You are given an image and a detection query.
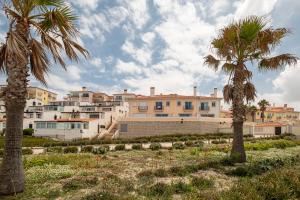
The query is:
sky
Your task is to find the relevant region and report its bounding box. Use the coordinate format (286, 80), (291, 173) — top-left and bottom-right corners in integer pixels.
(0, 0), (300, 109)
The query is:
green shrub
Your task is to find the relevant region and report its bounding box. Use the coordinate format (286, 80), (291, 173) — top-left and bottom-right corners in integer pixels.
(131, 144), (143, 150)
(92, 146), (109, 155)
(171, 181), (192, 194)
(169, 166), (188, 177)
(184, 141), (194, 147)
(63, 146), (78, 154)
(47, 146), (63, 153)
(190, 176), (214, 189)
(272, 140), (296, 149)
(23, 128), (34, 136)
(153, 168), (168, 177)
(22, 148), (33, 155)
(148, 182), (171, 197)
(114, 144), (125, 151)
(149, 143), (162, 151)
(81, 145), (94, 153)
(172, 142), (185, 149)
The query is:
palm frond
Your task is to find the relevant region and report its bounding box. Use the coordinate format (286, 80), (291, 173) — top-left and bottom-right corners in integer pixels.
(223, 84), (234, 103)
(5, 31), (28, 64)
(239, 16), (266, 43)
(204, 55), (220, 71)
(0, 44), (7, 73)
(29, 39), (50, 85)
(259, 54), (298, 71)
(222, 63), (235, 73)
(244, 82), (256, 102)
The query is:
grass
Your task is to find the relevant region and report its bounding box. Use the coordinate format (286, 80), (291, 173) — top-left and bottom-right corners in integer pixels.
(0, 136), (58, 148)
(0, 139), (299, 200)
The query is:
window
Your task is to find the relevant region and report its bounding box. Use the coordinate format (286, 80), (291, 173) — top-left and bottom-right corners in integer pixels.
(120, 124), (128, 132)
(201, 114), (215, 117)
(200, 102), (209, 110)
(36, 113), (42, 118)
(166, 101), (170, 106)
(155, 114), (168, 117)
(212, 102), (216, 107)
(90, 114), (100, 118)
(47, 123), (57, 129)
(115, 96), (123, 101)
(29, 113), (34, 118)
(36, 122), (46, 129)
(82, 93), (89, 97)
(155, 102), (163, 110)
(179, 114), (192, 117)
(71, 123), (75, 129)
(177, 101), (181, 106)
(184, 102), (193, 109)
(83, 123), (89, 129)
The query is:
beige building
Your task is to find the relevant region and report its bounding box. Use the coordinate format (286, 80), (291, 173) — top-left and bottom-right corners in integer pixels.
(128, 87), (221, 118)
(27, 86), (57, 105)
(247, 104), (300, 122)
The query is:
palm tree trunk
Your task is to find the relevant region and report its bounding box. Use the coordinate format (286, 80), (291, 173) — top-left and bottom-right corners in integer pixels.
(261, 111), (265, 122)
(0, 22), (29, 195)
(231, 67), (246, 163)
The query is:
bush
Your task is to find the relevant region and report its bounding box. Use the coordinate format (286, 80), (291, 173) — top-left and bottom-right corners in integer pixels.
(148, 182), (171, 197)
(153, 168), (168, 177)
(184, 141), (194, 147)
(190, 176), (214, 189)
(149, 143), (162, 151)
(22, 148), (33, 155)
(23, 128), (34, 136)
(81, 145), (94, 153)
(114, 144), (125, 151)
(169, 166), (188, 177)
(171, 181), (192, 194)
(172, 142), (185, 149)
(92, 146), (109, 155)
(230, 166), (250, 177)
(47, 146), (63, 153)
(63, 146), (78, 154)
(131, 144), (143, 150)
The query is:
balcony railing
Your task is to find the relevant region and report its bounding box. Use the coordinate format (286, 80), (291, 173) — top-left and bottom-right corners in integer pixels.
(138, 106), (148, 111)
(199, 106), (210, 111)
(183, 106), (194, 111)
(154, 106), (164, 111)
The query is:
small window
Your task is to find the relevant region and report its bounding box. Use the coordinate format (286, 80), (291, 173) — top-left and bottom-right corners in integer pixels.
(177, 101), (181, 106)
(83, 123), (89, 129)
(166, 101), (170, 106)
(212, 102), (216, 107)
(155, 114), (168, 117)
(36, 113), (42, 118)
(120, 124), (128, 132)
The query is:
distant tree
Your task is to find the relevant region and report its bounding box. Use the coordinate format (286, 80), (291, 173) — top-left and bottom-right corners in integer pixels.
(204, 16), (298, 163)
(0, 0), (88, 195)
(246, 105), (258, 122)
(258, 99), (270, 122)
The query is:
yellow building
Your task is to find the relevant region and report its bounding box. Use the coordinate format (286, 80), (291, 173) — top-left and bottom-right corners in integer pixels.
(27, 86), (57, 105)
(128, 87), (221, 118)
(251, 104), (299, 122)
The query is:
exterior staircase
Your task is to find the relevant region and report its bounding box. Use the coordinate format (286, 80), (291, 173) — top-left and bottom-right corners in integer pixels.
(100, 121), (118, 140)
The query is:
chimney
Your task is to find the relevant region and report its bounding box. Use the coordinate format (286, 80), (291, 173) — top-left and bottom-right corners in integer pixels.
(150, 87), (155, 96)
(213, 88), (218, 97)
(193, 86), (197, 97)
(82, 86), (87, 91)
(124, 89), (128, 94)
(284, 104), (288, 108)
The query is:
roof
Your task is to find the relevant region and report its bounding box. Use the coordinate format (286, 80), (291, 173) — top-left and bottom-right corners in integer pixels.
(35, 118), (97, 123)
(128, 94), (222, 101)
(255, 122), (287, 127)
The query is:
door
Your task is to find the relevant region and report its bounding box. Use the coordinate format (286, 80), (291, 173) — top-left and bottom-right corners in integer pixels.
(275, 127), (281, 135)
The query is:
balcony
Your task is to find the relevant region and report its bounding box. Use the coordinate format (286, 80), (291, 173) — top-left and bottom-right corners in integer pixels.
(183, 106), (194, 111)
(138, 106), (148, 112)
(199, 106), (210, 111)
(154, 106), (164, 111)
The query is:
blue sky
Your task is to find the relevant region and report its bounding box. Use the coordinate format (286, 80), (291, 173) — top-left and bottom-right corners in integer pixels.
(0, 0), (300, 109)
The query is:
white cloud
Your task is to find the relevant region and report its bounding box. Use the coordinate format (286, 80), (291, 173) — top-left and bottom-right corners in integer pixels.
(258, 62), (300, 110)
(234, 0), (278, 19)
(115, 59), (143, 75)
(64, 65), (82, 81)
(90, 57), (105, 72)
(121, 40), (152, 66)
(141, 32), (156, 46)
(69, 0), (101, 12)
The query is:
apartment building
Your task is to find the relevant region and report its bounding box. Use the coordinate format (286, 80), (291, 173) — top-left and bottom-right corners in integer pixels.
(247, 104), (300, 122)
(27, 86), (57, 105)
(128, 87), (221, 118)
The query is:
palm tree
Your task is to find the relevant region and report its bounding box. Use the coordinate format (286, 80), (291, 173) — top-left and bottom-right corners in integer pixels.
(258, 99), (270, 122)
(204, 16), (297, 162)
(245, 105), (258, 122)
(0, 0), (88, 194)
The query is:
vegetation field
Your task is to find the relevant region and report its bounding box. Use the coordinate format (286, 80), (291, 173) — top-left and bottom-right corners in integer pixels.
(0, 137), (300, 200)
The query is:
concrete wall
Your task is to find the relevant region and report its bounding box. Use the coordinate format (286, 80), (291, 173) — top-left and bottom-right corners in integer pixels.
(118, 120), (221, 138)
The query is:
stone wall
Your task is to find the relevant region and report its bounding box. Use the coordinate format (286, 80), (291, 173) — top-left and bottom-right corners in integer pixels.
(118, 120), (222, 138)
